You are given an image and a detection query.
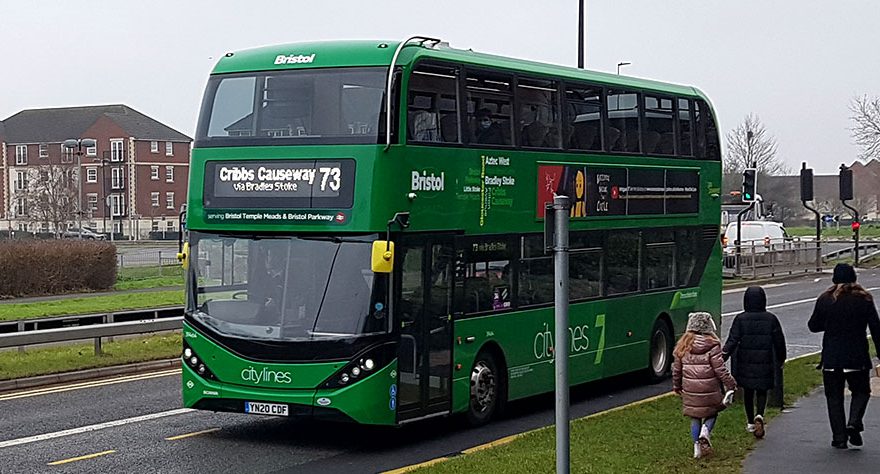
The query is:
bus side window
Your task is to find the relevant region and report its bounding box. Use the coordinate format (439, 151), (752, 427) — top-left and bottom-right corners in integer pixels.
(407, 63), (460, 144)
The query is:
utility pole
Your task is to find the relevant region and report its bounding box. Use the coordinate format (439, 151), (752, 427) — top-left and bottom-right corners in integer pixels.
(577, 0), (584, 69)
(546, 195), (571, 474)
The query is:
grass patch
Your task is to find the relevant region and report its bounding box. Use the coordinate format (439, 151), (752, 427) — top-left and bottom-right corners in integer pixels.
(115, 265), (184, 290)
(787, 225), (880, 239)
(0, 333), (181, 381)
(418, 354), (822, 474)
(0, 290), (184, 322)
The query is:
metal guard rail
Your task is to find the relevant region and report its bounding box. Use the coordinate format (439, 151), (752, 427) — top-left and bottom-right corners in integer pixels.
(0, 317), (182, 349)
(0, 306), (183, 335)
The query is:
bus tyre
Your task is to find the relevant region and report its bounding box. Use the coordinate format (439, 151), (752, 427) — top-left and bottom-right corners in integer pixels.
(467, 351), (501, 426)
(647, 319), (672, 383)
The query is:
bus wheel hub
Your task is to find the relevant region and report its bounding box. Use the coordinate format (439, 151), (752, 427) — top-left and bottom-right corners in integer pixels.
(470, 361), (495, 412)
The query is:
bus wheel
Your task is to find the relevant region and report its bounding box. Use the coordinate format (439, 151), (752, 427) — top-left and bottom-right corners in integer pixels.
(647, 319), (672, 383)
(467, 351), (499, 426)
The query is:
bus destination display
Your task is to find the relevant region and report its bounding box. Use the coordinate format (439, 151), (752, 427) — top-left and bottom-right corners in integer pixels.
(203, 159), (355, 209)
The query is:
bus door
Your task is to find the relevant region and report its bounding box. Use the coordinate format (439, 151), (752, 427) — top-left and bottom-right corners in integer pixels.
(396, 236), (454, 421)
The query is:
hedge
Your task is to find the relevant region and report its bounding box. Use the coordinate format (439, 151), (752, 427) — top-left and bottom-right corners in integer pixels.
(0, 240), (116, 297)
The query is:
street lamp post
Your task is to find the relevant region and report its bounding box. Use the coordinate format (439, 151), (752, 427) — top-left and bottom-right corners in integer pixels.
(96, 155), (110, 239)
(617, 61), (631, 75)
(62, 139), (97, 239)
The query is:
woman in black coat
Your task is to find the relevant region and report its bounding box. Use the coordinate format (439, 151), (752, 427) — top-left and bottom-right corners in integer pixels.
(722, 286), (786, 439)
(808, 263), (880, 449)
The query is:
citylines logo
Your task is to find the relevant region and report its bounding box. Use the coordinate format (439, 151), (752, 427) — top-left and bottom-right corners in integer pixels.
(274, 53), (316, 65)
(241, 366), (293, 385)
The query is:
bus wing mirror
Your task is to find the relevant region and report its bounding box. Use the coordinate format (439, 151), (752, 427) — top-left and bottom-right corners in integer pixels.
(371, 240), (394, 273)
(177, 241), (190, 270)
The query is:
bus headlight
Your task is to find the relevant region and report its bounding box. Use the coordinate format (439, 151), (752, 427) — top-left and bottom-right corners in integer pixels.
(182, 342), (216, 381)
(321, 342), (396, 389)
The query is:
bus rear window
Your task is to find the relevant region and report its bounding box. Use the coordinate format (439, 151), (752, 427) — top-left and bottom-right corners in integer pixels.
(196, 67), (388, 147)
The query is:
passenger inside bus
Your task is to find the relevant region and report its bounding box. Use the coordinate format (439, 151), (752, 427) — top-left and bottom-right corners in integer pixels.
(472, 108), (506, 145)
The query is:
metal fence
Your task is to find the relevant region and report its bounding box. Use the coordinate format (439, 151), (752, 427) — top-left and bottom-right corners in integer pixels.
(0, 306), (183, 355)
(723, 241), (823, 279)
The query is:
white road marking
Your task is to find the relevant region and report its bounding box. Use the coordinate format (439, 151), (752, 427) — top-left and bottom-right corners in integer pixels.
(0, 408), (194, 449)
(0, 369), (181, 401)
(722, 286), (880, 319)
(722, 282), (790, 295)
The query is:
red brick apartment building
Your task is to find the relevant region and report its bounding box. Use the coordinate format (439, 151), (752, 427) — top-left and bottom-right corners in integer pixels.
(0, 105), (191, 239)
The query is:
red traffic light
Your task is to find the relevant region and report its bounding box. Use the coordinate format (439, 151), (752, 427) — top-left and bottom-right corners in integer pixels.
(852, 221), (861, 231)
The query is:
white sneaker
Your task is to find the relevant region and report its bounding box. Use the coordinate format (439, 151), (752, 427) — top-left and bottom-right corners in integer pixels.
(754, 415), (765, 438)
(693, 441), (702, 459)
(699, 425), (713, 457)
(746, 423), (756, 433)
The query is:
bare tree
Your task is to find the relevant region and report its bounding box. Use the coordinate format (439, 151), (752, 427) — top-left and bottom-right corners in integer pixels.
(20, 164), (79, 236)
(850, 95), (880, 161)
(724, 114), (786, 176)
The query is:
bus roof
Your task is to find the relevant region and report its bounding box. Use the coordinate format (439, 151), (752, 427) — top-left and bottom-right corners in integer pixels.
(212, 39), (709, 102)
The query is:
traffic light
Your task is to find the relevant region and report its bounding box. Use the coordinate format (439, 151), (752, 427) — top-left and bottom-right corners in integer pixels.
(742, 168), (757, 202)
(800, 165), (814, 202)
(840, 165), (853, 201)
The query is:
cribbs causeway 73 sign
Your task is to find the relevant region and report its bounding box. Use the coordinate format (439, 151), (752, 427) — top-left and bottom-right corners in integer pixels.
(203, 159), (355, 209)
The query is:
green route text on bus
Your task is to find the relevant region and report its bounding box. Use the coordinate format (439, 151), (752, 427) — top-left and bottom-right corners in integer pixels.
(180, 37), (722, 426)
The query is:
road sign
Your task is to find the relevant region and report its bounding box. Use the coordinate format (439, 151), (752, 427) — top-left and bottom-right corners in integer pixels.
(822, 214), (834, 223)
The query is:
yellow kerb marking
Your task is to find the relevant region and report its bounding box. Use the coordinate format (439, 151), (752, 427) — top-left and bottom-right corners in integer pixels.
(47, 450), (116, 465)
(165, 428), (221, 441)
(382, 456), (452, 474)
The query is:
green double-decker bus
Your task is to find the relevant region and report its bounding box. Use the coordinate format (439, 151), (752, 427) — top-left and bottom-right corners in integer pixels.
(181, 37), (722, 426)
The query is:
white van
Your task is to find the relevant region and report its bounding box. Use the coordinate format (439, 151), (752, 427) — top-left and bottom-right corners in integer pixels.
(722, 221), (790, 266)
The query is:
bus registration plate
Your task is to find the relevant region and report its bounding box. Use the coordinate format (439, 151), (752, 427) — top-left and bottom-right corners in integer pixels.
(244, 401), (288, 417)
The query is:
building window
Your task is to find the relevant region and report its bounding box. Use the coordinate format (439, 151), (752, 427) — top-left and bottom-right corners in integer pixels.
(15, 170), (27, 191)
(165, 141), (173, 156)
(167, 220), (175, 231)
(15, 198), (27, 216)
(165, 166), (174, 183)
(61, 145), (74, 163)
(151, 141), (159, 153)
(86, 167), (98, 183)
(39, 143), (48, 158)
(151, 192), (160, 207)
(151, 166), (160, 180)
(110, 140), (124, 162)
(87, 193), (99, 211)
(15, 145), (27, 165)
(166, 192), (174, 209)
(110, 195), (125, 217)
(86, 140), (97, 157)
(111, 167), (124, 190)
(151, 220), (160, 232)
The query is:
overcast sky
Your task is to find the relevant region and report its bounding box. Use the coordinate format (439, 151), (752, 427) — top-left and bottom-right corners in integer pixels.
(2, 0), (877, 174)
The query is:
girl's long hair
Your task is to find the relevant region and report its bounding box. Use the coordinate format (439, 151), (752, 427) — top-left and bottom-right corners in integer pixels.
(825, 283), (873, 302)
(674, 331), (719, 359)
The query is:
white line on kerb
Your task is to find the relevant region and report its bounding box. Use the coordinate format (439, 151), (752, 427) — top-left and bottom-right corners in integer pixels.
(0, 408), (194, 449)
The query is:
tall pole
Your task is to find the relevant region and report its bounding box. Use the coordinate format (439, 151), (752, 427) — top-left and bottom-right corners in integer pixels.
(577, 0), (584, 69)
(552, 195), (571, 474)
(76, 147), (83, 238)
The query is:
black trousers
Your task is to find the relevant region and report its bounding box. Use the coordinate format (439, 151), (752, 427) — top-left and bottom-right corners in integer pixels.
(743, 388), (768, 423)
(823, 369), (871, 443)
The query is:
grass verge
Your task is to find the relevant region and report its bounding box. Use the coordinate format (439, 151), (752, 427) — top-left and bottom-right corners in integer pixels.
(416, 353), (822, 474)
(0, 290), (184, 322)
(114, 265), (184, 290)
(0, 333), (181, 381)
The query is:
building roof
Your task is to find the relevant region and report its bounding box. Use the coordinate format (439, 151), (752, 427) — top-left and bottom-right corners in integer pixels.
(1, 104), (191, 144)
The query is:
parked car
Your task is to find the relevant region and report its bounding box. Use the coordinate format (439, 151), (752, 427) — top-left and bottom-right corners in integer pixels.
(63, 227), (105, 240)
(721, 221), (791, 267)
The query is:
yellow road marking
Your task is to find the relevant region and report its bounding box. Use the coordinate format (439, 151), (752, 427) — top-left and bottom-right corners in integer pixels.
(382, 456), (452, 474)
(165, 428), (221, 441)
(47, 450), (116, 465)
(0, 369), (181, 401)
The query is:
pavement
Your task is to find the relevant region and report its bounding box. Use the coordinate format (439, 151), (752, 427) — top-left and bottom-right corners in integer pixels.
(743, 376), (880, 473)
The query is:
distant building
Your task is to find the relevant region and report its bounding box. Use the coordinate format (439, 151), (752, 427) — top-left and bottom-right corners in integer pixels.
(0, 105), (191, 239)
(753, 160), (880, 226)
